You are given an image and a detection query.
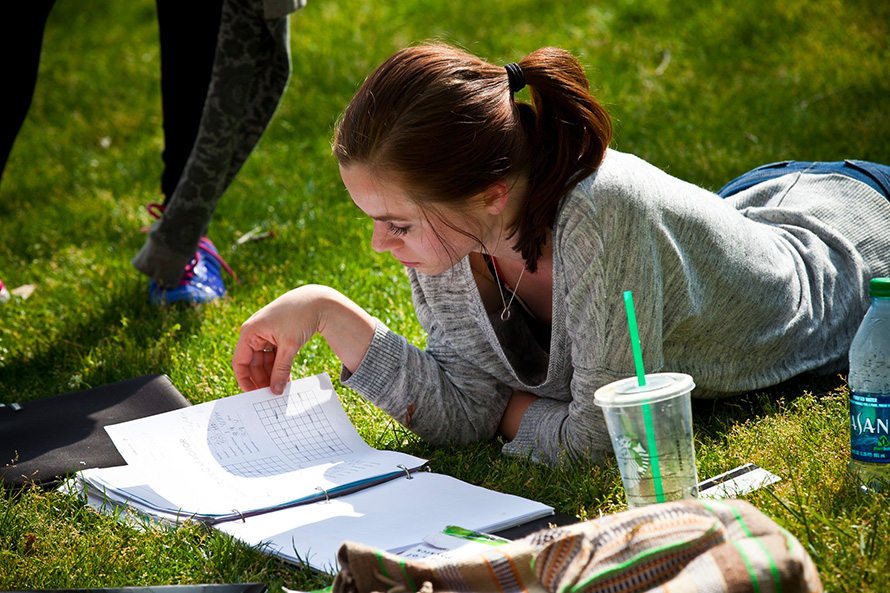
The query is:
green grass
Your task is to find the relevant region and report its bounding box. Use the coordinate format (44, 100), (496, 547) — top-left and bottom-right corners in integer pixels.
(2, 0), (889, 590)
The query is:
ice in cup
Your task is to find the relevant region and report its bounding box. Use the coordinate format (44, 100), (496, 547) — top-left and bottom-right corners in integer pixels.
(594, 373), (699, 508)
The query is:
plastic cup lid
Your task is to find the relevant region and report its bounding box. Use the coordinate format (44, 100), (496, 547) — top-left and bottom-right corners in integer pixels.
(594, 372), (695, 407)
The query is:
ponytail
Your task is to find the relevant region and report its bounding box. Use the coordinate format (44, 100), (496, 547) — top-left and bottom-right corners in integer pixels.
(509, 47), (612, 270)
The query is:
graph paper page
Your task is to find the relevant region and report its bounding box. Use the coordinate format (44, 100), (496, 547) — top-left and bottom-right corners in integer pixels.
(100, 373), (425, 518)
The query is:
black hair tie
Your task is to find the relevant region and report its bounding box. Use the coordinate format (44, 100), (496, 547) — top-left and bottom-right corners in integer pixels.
(504, 62), (526, 94)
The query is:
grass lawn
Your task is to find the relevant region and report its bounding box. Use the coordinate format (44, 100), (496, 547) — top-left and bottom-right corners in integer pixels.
(2, 0), (889, 591)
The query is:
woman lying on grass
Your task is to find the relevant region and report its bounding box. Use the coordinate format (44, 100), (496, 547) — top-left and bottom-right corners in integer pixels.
(232, 42), (890, 466)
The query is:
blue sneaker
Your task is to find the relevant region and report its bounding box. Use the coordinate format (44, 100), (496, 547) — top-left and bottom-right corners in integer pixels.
(149, 237), (236, 306)
(143, 203), (237, 306)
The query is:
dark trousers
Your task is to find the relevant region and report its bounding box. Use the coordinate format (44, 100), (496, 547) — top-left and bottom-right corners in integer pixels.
(0, 1), (56, 182)
(156, 0), (224, 201)
(0, 0), (224, 200)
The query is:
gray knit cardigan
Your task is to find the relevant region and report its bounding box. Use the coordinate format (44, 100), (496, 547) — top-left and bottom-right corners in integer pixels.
(342, 149), (890, 466)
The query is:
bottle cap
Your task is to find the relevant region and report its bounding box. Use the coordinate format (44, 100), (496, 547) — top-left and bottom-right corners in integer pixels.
(869, 277), (890, 298)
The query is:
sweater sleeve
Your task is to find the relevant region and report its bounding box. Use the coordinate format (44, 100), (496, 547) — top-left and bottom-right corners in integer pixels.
(340, 282), (514, 446)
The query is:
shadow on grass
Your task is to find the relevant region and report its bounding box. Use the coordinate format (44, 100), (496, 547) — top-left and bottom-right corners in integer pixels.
(0, 280), (209, 403)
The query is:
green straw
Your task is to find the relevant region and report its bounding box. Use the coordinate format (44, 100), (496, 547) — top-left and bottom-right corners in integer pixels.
(622, 290), (665, 502)
(623, 291), (646, 387)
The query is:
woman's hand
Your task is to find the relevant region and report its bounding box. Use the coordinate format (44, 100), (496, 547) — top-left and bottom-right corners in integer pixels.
(232, 284), (376, 394)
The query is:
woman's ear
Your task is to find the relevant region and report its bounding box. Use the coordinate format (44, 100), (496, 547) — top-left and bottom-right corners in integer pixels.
(483, 179), (511, 215)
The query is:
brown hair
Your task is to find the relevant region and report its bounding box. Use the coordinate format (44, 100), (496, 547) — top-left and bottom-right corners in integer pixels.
(333, 42), (612, 272)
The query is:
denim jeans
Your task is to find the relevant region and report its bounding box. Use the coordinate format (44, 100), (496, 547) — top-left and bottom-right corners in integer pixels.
(717, 160), (890, 200)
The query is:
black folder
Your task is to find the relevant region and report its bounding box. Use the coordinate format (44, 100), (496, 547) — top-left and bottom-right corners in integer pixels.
(1, 374), (191, 490)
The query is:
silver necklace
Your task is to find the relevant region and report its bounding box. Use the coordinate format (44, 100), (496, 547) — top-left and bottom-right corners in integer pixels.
(492, 257), (527, 321)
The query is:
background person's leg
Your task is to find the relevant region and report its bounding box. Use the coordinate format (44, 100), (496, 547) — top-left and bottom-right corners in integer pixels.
(132, 0), (294, 297)
(1, 1), (56, 304)
(155, 0), (223, 202)
(0, 1), (56, 186)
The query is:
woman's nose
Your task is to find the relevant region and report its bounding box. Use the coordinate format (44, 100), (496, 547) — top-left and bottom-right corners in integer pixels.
(371, 222), (397, 253)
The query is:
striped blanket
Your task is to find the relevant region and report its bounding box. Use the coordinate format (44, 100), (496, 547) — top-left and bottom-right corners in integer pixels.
(331, 499), (821, 593)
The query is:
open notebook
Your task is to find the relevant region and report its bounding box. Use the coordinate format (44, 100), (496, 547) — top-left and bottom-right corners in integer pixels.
(75, 373), (553, 572)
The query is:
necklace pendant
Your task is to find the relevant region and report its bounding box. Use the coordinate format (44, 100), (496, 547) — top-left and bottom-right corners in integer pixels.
(489, 255), (525, 324)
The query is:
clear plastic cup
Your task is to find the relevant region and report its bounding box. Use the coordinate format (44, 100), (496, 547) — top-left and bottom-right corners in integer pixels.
(594, 373), (699, 508)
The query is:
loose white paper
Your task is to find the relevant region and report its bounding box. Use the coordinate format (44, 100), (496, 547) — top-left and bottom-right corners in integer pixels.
(698, 463), (781, 499)
(88, 374), (425, 521)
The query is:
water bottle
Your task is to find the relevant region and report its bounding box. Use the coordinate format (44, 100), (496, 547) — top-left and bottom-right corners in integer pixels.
(848, 277), (890, 488)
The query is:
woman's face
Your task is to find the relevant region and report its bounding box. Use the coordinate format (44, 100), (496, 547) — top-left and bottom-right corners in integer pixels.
(340, 164), (487, 276)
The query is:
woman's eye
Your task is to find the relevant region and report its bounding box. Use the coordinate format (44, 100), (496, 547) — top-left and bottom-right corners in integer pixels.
(388, 223), (409, 236)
